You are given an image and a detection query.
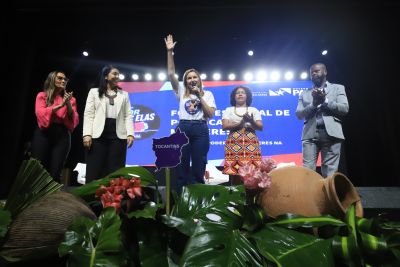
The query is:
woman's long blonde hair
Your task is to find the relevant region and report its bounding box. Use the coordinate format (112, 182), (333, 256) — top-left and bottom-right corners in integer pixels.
(43, 71), (66, 106)
(182, 68), (204, 98)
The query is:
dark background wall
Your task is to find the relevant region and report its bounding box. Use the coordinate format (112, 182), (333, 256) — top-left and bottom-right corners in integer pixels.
(4, 0), (399, 198)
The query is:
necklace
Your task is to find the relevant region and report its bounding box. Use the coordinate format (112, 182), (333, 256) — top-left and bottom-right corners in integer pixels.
(105, 91), (117, 105)
(234, 106), (248, 117)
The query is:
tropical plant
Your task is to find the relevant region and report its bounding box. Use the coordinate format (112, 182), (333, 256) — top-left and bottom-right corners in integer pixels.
(1, 163), (399, 266)
(65, 169), (399, 267)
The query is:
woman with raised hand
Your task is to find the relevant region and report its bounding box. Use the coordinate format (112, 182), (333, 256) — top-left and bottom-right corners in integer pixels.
(165, 34), (216, 193)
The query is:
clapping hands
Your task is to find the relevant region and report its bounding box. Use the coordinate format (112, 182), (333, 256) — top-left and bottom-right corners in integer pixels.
(242, 113), (254, 129)
(312, 88), (326, 107)
(62, 91), (73, 106)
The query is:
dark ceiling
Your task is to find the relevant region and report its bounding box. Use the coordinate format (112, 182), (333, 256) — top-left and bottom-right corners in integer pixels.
(12, 0), (399, 80)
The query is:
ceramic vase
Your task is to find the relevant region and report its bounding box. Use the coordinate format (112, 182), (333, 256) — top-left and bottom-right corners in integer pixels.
(257, 166), (363, 219)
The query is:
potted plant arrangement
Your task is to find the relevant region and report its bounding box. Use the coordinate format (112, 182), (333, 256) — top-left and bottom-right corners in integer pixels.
(1, 158), (399, 266)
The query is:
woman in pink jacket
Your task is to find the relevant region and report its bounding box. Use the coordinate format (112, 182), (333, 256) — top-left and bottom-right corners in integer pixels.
(31, 70), (79, 182)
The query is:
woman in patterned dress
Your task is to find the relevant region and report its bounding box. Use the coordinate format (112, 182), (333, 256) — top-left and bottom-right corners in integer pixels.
(222, 86), (263, 185)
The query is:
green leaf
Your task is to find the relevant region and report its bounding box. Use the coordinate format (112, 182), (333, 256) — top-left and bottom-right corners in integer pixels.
(161, 215), (198, 236)
(0, 209), (12, 239)
(133, 218), (169, 267)
(332, 203), (362, 266)
(58, 207), (127, 267)
(171, 184), (244, 229)
(251, 225), (335, 267)
(180, 221), (263, 267)
(126, 202), (163, 219)
(267, 213), (345, 228)
(4, 158), (63, 218)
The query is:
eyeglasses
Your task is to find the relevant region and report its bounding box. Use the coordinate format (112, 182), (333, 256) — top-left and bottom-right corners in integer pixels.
(56, 76), (69, 82)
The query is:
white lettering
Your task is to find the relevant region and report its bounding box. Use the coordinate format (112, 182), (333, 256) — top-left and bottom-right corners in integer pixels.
(208, 119), (222, 126)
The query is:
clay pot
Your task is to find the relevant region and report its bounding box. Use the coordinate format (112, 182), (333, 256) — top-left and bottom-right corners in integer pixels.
(1, 191), (96, 260)
(258, 166), (363, 219)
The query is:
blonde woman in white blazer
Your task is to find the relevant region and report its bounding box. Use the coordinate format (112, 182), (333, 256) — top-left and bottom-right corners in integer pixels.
(83, 65), (134, 182)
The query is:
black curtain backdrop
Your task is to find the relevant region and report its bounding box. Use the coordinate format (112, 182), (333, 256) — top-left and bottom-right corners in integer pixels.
(4, 0), (399, 198)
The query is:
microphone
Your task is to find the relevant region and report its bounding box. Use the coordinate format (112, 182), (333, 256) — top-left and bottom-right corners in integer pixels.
(190, 81), (197, 88)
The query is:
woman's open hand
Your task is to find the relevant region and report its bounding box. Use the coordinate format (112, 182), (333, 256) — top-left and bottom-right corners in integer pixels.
(164, 34), (177, 51)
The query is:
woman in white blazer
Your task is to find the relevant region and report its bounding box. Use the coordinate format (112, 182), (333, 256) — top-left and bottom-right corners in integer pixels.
(82, 65), (134, 182)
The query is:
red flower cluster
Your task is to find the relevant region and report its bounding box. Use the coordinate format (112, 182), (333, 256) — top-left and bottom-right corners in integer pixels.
(95, 177), (142, 213)
(238, 158), (277, 190)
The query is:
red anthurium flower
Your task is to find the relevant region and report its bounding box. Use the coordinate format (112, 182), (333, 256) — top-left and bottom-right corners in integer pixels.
(96, 176), (143, 214)
(95, 185), (108, 197)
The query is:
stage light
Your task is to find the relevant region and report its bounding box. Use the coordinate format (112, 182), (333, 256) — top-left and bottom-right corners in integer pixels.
(158, 72), (166, 81)
(144, 73), (152, 81)
(174, 73), (179, 79)
(228, 73), (236, 80)
(284, 71), (294, 80)
(248, 50), (254, 56)
(200, 73), (207, 80)
(270, 71), (280, 81)
(82, 51), (89, 57)
(321, 50), (328, 55)
(131, 74), (139, 80)
(212, 73), (221, 81)
(300, 72), (308, 79)
(256, 70), (267, 81)
(119, 74), (125, 80)
(244, 72), (253, 81)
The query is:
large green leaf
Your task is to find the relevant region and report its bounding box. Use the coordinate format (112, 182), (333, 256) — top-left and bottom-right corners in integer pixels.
(71, 166), (157, 197)
(58, 207), (127, 267)
(171, 184), (244, 229)
(4, 158), (63, 218)
(161, 215), (199, 236)
(180, 221), (263, 267)
(251, 225), (335, 267)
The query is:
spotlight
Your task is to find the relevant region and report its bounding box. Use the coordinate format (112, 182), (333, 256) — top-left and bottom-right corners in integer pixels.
(200, 73), (207, 80)
(228, 73), (236, 80)
(321, 50), (328, 55)
(212, 73), (221, 81)
(119, 74), (125, 80)
(248, 50), (254, 56)
(131, 74), (139, 80)
(82, 51), (89, 57)
(158, 72), (166, 81)
(244, 72), (253, 81)
(256, 70), (267, 81)
(270, 71), (280, 81)
(284, 71), (294, 80)
(300, 72), (308, 79)
(144, 73), (152, 81)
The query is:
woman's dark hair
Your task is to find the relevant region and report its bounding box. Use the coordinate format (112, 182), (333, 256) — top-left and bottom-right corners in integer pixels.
(97, 65), (116, 98)
(230, 86), (252, 106)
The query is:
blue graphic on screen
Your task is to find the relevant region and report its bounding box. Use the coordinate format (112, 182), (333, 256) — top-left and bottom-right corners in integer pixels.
(125, 81), (312, 166)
